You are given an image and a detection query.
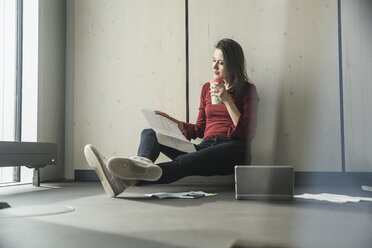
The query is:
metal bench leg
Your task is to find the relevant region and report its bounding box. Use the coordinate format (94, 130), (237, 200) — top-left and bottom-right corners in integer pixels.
(33, 168), (40, 187)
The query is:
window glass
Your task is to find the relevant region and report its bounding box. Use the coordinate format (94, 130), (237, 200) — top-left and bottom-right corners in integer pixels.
(0, 0), (17, 183)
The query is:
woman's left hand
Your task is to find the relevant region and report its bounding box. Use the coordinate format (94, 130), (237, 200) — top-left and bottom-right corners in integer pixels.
(210, 82), (231, 103)
(154, 110), (184, 133)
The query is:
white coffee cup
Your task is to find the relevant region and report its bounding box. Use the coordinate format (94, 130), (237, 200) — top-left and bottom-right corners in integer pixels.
(210, 79), (224, 105)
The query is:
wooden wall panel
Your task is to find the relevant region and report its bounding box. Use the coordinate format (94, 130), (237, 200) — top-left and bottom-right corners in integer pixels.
(74, 0), (185, 169)
(342, 0), (372, 172)
(189, 0), (341, 171)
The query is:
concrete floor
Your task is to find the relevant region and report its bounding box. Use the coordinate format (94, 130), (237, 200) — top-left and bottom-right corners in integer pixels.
(0, 181), (371, 248)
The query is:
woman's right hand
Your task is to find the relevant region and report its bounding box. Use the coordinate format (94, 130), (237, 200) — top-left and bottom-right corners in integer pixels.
(154, 110), (184, 133)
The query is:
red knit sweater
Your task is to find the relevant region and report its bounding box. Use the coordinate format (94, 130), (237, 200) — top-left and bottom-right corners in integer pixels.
(183, 82), (259, 143)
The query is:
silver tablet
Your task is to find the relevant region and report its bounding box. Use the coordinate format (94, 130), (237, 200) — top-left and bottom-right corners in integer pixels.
(235, 165), (294, 200)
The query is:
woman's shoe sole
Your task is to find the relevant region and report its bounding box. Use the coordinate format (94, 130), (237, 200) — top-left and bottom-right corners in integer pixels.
(108, 157), (162, 181)
(84, 144), (125, 197)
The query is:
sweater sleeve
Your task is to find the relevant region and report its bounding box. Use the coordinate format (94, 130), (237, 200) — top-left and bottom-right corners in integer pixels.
(182, 83), (208, 140)
(227, 83), (259, 143)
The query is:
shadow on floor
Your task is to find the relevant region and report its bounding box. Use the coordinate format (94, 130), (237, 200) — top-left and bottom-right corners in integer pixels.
(0, 217), (190, 248)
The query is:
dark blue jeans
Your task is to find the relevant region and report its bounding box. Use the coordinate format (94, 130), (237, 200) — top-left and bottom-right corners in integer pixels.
(137, 129), (251, 184)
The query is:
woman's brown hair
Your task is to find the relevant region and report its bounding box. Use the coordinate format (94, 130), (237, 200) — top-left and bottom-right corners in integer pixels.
(215, 38), (252, 98)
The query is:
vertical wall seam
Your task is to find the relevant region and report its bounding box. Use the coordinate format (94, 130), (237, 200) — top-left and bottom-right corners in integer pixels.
(185, 0), (189, 123)
(337, 0), (346, 173)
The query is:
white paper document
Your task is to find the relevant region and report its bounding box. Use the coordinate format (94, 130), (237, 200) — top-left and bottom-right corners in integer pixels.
(144, 191), (216, 199)
(139, 106), (196, 153)
(362, 185), (372, 192)
(294, 193), (372, 203)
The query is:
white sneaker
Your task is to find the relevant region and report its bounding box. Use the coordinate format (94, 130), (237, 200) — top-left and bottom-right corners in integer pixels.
(107, 156), (162, 181)
(84, 144), (127, 197)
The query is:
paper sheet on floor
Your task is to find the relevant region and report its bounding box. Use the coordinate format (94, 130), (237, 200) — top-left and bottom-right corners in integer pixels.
(139, 106), (196, 153)
(294, 193), (372, 203)
(362, 185), (372, 192)
(145, 191), (217, 199)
